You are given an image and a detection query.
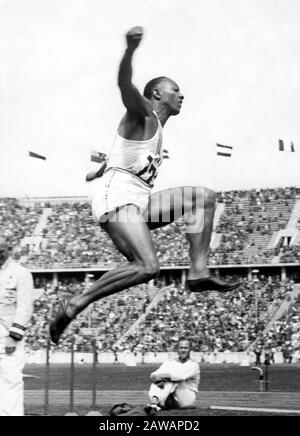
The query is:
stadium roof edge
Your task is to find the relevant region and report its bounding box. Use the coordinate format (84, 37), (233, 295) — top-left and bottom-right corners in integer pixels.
(16, 195), (91, 203)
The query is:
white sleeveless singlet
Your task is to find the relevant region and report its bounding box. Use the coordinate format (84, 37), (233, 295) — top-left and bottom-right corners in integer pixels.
(91, 113), (164, 222)
(105, 112), (163, 188)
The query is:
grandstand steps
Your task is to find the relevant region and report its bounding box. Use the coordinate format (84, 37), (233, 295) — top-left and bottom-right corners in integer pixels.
(267, 232), (279, 250)
(246, 286), (296, 352)
(262, 298), (284, 324)
(145, 286), (159, 300)
(21, 236), (43, 254)
(242, 234), (272, 262)
(19, 208), (53, 255)
(33, 208), (52, 236)
(286, 199), (300, 228)
(113, 286), (170, 348)
(216, 196), (296, 261)
(209, 203), (226, 250)
(213, 203), (225, 230)
(243, 235), (270, 252)
(210, 233), (222, 250)
(268, 229), (298, 251)
(263, 300), (291, 334)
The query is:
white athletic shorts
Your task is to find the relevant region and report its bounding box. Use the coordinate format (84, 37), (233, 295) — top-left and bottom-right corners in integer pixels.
(91, 168), (151, 223)
(149, 382), (197, 408)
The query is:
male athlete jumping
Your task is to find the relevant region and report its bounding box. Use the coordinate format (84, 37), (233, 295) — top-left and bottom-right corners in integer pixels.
(50, 26), (240, 344)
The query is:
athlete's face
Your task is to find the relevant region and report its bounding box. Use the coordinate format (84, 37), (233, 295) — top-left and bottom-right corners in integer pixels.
(178, 340), (191, 362)
(0, 239), (10, 267)
(159, 79), (184, 115)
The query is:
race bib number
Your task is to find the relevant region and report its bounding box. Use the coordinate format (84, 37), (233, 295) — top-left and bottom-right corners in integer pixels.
(136, 154), (162, 187)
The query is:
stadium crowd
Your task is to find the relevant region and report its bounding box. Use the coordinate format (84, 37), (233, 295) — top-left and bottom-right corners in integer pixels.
(0, 198), (43, 258)
(27, 277), (152, 352)
(1, 187), (299, 359)
(1, 186), (300, 268)
(25, 275), (299, 360)
(279, 245), (300, 263)
(119, 276), (292, 353)
(212, 187), (297, 264)
(26, 202), (123, 267)
(256, 294), (300, 361)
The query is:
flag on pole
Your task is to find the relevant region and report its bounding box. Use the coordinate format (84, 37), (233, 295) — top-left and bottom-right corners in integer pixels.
(28, 151), (47, 161)
(216, 143), (233, 157)
(162, 149), (170, 159)
(278, 140), (295, 152)
(279, 139), (284, 151)
(90, 150), (106, 163)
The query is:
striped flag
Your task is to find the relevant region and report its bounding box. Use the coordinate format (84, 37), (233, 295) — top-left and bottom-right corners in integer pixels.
(162, 149), (170, 159)
(90, 150), (106, 163)
(279, 139), (284, 151)
(28, 151), (46, 161)
(278, 140), (295, 152)
(216, 143), (233, 157)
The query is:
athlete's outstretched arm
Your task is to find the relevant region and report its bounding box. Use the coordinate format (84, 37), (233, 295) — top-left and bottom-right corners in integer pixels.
(85, 162), (107, 182)
(118, 26), (152, 117)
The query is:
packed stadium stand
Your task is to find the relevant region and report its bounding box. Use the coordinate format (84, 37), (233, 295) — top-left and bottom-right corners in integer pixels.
(1, 186), (300, 358)
(2, 186), (300, 269)
(26, 276), (299, 358)
(28, 278), (152, 353)
(0, 198), (43, 259)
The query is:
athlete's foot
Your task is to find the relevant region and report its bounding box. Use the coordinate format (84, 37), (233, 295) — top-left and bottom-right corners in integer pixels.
(186, 276), (241, 293)
(49, 298), (74, 345)
(144, 404), (161, 416)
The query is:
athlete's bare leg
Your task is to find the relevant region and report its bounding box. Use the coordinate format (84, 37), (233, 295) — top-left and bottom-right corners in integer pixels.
(146, 186), (212, 277)
(50, 187), (239, 343)
(144, 186), (240, 292)
(49, 204), (159, 344)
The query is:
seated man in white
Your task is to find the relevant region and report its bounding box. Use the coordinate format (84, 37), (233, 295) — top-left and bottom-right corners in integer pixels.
(145, 337), (200, 415)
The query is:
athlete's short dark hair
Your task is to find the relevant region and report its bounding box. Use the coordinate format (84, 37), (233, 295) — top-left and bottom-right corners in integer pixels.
(178, 337), (192, 349)
(143, 76), (169, 100)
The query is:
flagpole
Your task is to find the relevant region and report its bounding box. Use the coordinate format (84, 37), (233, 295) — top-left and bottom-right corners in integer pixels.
(215, 143), (233, 191)
(28, 151), (85, 187)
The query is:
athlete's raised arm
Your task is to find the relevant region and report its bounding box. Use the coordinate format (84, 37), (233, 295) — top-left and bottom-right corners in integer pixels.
(118, 26), (152, 118)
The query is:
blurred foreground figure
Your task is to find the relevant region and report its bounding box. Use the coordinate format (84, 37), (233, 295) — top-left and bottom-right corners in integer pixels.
(0, 238), (34, 416)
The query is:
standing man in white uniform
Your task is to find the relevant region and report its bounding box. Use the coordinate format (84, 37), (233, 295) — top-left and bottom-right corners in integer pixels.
(0, 238), (34, 416)
(145, 338), (200, 415)
(50, 26), (240, 345)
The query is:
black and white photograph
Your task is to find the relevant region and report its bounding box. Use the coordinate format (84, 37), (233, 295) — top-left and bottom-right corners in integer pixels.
(0, 0), (299, 420)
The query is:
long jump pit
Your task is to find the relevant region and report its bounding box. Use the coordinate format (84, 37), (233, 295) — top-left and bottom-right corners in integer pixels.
(25, 390), (300, 416)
